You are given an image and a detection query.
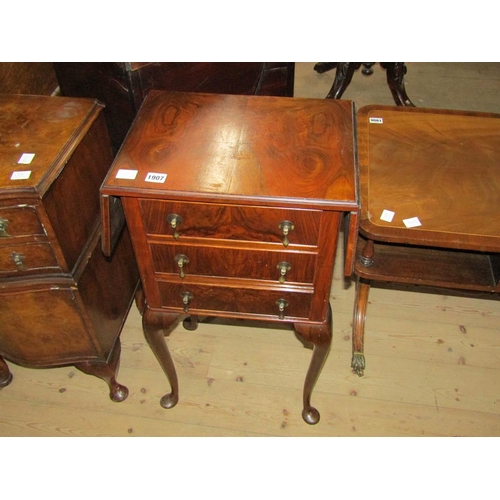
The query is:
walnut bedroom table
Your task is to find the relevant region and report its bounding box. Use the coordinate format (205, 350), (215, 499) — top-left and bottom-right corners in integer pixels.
(352, 105), (500, 376)
(101, 91), (359, 424)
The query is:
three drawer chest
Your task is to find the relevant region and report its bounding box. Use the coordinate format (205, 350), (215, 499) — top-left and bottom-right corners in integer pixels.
(0, 94), (139, 400)
(101, 91), (359, 423)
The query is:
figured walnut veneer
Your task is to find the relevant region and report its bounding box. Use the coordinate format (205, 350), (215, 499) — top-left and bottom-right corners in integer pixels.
(101, 91), (358, 424)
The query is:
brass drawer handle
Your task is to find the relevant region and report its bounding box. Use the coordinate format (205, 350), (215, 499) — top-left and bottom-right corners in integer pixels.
(275, 298), (289, 320)
(278, 220), (294, 247)
(181, 292), (194, 313)
(277, 261), (292, 283)
(0, 217), (10, 237)
(10, 251), (25, 270)
(174, 254), (189, 278)
(167, 213), (182, 240)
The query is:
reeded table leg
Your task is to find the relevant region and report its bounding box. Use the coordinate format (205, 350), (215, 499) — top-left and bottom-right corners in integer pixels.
(352, 278), (371, 377)
(295, 305), (332, 425)
(0, 355), (13, 388)
(76, 338), (129, 402)
(142, 307), (180, 409)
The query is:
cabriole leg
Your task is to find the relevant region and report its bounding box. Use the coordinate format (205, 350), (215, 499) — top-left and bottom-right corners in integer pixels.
(142, 307), (180, 409)
(76, 338), (129, 402)
(295, 305), (332, 425)
(0, 355), (13, 388)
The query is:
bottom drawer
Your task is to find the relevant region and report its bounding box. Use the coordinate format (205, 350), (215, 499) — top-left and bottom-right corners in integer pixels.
(156, 281), (313, 321)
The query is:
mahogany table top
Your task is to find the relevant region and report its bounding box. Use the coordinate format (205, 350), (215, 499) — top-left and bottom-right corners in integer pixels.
(357, 105), (500, 253)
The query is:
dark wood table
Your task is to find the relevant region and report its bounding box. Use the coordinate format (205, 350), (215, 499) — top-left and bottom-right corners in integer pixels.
(101, 90), (358, 424)
(314, 63), (414, 107)
(352, 105), (500, 376)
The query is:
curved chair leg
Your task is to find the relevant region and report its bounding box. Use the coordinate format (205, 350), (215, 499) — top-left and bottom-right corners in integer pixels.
(0, 355), (13, 388)
(325, 62), (358, 99)
(384, 62), (415, 107)
(295, 304), (332, 425)
(76, 338), (129, 402)
(142, 307), (180, 409)
(352, 278), (371, 376)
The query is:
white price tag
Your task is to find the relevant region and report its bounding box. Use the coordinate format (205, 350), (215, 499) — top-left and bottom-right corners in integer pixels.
(380, 209), (395, 222)
(369, 117), (383, 124)
(403, 217), (422, 228)
(115, 169), (138, 180)
(10, 170), (32, 180)
(145, 172), (167, 183)
(18, 153), (35, 164)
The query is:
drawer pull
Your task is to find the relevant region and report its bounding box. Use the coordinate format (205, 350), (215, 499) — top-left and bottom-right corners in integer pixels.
(174, 254), (189, 278)
(277, 261), (292, 283)
(181, 292), (194, 313)
(166, 213), (182, 240)
(275, 298), (289, 320)
(278, 220), (294, 247)
(10, 251), (25, 270)
(0, 217), (10, 237)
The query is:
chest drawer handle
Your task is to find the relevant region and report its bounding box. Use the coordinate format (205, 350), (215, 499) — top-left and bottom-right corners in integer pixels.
(181, 292), (194, 313)
(174, 254), (189, 278)
(167, 214), (182, 240)
(275, 298), (289, 320)
(277, 262), (292, 283)
(0, 217), (10, 237)
(10, 251), (25, 270)
(278, 220), (294, 247)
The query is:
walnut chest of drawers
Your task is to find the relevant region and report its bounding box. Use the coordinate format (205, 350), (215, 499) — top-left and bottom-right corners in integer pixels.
(0, 94), (139, 401)
(101, 91), (358, 423)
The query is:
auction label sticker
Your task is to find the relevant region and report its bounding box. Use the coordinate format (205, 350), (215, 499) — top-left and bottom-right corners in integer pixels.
(145, 172), (167, 183)
(10, 170), (32, 180)
(18, 153), (35, 164)
(115, 169), (138, 180)
(380, 209), (395, 222)
(403, 217), (422, 228)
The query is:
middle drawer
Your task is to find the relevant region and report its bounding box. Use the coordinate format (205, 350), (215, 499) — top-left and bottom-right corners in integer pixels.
(149, 243), (317, 284)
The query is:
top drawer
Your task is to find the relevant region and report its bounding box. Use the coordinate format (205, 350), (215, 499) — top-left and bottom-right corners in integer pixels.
(139, 200), (321, 246)
(0, 205), (45, 240)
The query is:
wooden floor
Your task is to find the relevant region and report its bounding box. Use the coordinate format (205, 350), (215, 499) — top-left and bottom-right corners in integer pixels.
(2, 63), (500, 439)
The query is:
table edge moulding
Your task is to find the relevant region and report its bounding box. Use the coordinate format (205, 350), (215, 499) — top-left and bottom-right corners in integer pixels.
(101, 91), (359, 424)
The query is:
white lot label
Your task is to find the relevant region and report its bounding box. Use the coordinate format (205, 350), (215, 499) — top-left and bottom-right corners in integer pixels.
(145, 172), (167, 183)
(10, 170), (32, 180)
(116, 169), (138, 180)
(18, 153), (35, 164)
(403, 217), (422, 228)
(380, 209), (395, 222)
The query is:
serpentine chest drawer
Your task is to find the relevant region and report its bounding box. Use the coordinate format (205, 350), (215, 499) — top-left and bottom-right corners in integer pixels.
(101, 91), (358, 423)
(0, 94), (139, 401)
